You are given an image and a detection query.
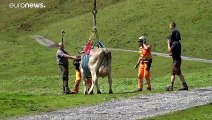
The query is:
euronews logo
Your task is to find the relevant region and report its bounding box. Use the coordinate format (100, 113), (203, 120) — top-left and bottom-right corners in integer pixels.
(9, 3), (46, 9)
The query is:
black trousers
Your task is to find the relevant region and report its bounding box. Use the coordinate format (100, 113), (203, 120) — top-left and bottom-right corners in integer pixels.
(59, 65), (70, 93)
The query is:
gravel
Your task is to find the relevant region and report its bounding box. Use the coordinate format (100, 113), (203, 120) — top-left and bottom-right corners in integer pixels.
(13, 87), (212, 120)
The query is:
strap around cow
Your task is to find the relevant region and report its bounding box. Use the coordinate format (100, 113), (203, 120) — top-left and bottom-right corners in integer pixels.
(81, 54), (92, 78)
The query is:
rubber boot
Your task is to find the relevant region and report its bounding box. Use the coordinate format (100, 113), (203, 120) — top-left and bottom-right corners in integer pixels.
(179, 82), (188, 91)
(72, 81), (80, 93)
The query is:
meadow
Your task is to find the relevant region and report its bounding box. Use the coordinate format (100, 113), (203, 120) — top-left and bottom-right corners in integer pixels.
(0, 0), (211, 119)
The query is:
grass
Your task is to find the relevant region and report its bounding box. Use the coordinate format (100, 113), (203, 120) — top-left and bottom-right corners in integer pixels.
(143, 104), (212, 120)
(0, 0), (211, 119)
(0, 52), (211, 119)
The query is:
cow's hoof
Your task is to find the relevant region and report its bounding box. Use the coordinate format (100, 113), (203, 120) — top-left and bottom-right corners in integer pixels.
(88, 90), (94, 95)
(88, 93), (94, 95)
(97, 91), (101, 94)
(84, 92), (88, 95)
(109, 90), (113, 94)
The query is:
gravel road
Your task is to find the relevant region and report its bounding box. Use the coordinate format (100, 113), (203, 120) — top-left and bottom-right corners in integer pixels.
(14, 87), (212, 120)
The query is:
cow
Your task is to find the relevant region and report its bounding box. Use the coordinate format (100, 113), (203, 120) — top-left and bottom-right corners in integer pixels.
(80, 47), (113, 95)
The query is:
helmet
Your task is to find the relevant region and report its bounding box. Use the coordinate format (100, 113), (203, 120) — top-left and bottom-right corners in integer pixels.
(138, 36), (146, 44)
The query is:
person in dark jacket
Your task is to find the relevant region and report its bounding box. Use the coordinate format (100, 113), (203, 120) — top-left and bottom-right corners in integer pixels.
(170, 22), (181, 42)
(168, 22), (181, 56)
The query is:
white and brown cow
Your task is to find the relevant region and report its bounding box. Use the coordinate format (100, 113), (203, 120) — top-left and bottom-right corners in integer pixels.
(81, 47), (113, 95)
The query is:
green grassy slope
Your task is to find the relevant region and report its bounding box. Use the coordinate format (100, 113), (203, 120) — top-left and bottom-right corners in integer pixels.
(143, 104), (212, 120)
(0, 0), (212, 119)
(1, 0), (211, 81)
(0, 51), (212, 119)
(0, 0), (125, 80)
(0, 53), (212, 119)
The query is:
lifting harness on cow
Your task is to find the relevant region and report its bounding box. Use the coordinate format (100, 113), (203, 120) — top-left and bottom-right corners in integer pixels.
(81, 0), (106, 78)
(81, 0), (113, 94)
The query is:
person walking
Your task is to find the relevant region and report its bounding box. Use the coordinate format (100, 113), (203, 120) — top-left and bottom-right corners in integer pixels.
(166, 33), (188, 91)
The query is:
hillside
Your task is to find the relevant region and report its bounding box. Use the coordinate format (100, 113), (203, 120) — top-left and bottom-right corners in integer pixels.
(0, 0), (211, 79)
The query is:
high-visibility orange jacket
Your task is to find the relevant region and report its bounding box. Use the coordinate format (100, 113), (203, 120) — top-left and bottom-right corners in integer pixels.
(139, 46), (152, 60)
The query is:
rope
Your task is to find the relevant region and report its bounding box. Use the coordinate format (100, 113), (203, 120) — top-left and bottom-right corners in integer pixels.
(91, 0), (100, 43)
(92, 0), (97, 28)
(81, 0), (106, 78)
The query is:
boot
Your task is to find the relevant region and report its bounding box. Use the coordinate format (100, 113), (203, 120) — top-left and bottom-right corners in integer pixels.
(72, 81), (80, 93)
(63, 79), (71, 94)
(64, 87), (71, 94)
(179, 82), (188, 91)
(166, 85), (173, 91)
(147, 87), (151, 91)
(138, 88), (142, 91)
(166, 82), (174, 91)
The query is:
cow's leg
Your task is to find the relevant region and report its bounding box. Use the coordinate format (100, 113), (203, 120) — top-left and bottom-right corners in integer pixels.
(108, 52), (113, 94)
(80, 68), (87, 95)
(83, 79), (88, 95)
(82, 74), (89, 95)
(88, 72), (97, 95)
(95, 78), (101, 94)
(83, 77), (88, 95)
(108, 74), (113, 94)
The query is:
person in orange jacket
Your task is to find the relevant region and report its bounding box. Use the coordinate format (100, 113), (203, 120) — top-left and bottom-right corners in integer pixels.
(72, 56), (92, 94)
(135, 36), (152, 91)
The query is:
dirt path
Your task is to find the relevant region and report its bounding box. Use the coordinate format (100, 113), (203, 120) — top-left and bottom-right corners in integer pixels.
(14, 87), (212, 120)
(108, 48), (212, 64)
(30, 35), (212, 63)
